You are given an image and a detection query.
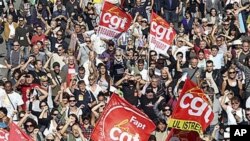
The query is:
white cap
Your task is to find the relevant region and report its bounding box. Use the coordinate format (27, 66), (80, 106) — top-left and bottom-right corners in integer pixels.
(232, 39), (242, 45)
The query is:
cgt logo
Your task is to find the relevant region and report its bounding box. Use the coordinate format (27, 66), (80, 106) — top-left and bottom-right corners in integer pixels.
(101, 105), (154, 141)
(109, 117), (145, 141)
(179, 93), (213, 123)
(151, 21), (174, 41)
(102, 13), (128, 30)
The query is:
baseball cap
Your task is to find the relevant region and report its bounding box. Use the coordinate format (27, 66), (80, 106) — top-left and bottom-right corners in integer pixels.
(232, 39), (242, 45)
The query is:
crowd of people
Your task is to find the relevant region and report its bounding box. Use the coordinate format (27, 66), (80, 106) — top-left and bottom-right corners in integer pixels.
(0, 0), (249, 141)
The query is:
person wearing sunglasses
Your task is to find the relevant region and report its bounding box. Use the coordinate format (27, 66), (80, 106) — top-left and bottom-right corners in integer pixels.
(221, 95), (247, 125)
(65, 96), (83, 123)
(23, 118), (44, 140)
(43, 108), (61, 137)
(154, 96), (172, 120)
(221, 67), (243, 100)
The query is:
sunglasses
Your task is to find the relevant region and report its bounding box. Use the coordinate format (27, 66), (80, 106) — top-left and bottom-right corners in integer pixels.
(46, 139), (54, 141)
(229, 71), (236, 74)
(85, 40), (91, 42)
(69, 100), (76, 102)
(26, 124), (33, 127)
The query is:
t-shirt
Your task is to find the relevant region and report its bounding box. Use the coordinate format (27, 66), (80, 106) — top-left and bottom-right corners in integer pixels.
(0, 89), (24, 119)
(86, 85), (103, 100)
(31, 34), (46, 45)
(226, 106), (245, 125)
(172, 45), (190, 62)
(20, 83), (40, 110)
(209, 54), (224, 69)
(182, 67), (202, 84)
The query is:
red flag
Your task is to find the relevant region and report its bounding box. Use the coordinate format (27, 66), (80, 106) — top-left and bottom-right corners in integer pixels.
(9, 122), (33, 141)
(97, 1), (132, 40)
(166, 128), (201, 141)
(0, 129), (8, 141)
(167, 79), (214, 135)
(149, 12), (176, 54)
(91, 94), (156, 141)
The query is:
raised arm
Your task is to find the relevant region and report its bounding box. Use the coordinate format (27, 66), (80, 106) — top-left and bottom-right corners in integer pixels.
(17, 112), (31, 127)
(91, 102), (105, 118)
(220, 90), (229, 111)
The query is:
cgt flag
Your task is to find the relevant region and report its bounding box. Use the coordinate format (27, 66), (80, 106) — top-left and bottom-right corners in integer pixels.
(0, 129), (8, 141)
(98, 1), (132, 40)
(91, 94), (156, 141)
(167, 79), (214, 135)
(9, 122), (33, 141)
(149, 12), (176, 55)
(166, 128), (201, 141)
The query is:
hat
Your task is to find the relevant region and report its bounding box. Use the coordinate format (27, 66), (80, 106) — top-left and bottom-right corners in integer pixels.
(142, 18), (147, 22)
(232, 39), (242, 45)
(53, 62), (60, 68)
(146, 87), (154, 94)
(0, 122), (7, 128)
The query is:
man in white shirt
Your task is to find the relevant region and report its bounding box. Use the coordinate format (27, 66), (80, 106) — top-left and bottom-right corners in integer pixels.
(0, 81), (23, 120)
(209, 45), (225, 69)
(134, 59), (149, 81)
(172, 38), (194, 62)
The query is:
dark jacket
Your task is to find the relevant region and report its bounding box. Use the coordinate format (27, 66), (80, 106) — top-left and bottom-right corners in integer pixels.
(201, 69), (223, 92)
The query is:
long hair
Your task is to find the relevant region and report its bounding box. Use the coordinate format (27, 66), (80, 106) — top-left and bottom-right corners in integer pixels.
(97, 63), (111, 94)
(154, 118), (167, 132)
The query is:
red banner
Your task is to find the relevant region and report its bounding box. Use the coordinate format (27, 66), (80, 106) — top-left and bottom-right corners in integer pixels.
(0, 129), (8, 141)
(166, 128), (201, 141)
(91, 94), (156, 141)
(149, 12), (176, 54)
(98, 1), (132, 40)
(9, 122), (33, 141)
(167, 79), (214, 135)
